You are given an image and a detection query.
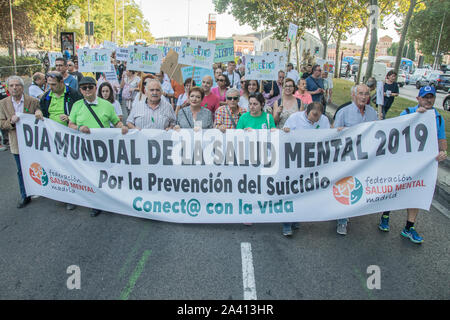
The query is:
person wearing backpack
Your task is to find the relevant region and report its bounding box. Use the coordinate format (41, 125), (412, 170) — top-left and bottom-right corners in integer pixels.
(271, 78), (302, 129)
(378, 86), (447, 244)
(120, 70), (140, 111)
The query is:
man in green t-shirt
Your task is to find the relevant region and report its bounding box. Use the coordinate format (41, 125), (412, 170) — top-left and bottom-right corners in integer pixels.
(236, 92), (275, 129)
(68, 77), (128, 217)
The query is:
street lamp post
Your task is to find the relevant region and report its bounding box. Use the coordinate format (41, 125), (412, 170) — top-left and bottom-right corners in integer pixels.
(187, 0), (190, 39)
(433, 12), (445, 70)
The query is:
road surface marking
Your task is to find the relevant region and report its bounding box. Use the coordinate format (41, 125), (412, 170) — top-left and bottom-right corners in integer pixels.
(241, 242), (257, 300)
(119, 249), (151, 300)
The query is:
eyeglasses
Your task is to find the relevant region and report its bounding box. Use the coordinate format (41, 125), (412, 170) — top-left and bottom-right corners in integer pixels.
(226, 96), (239, 101)
(217, 79), (225, 82)
(46, 73), (63, 81)
(80, 85), (95, 91)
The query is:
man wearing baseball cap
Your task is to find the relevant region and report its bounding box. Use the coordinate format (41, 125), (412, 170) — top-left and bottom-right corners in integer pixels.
(378, 85), (447, 244)
(68, 77), (128, 217)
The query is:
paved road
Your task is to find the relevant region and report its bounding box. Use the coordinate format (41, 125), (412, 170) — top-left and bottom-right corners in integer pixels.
(399, 84), (447, 110)
(0, 150), (449, 300)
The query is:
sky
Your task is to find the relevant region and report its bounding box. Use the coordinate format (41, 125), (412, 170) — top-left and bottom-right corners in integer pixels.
(140, 0), (400, 44)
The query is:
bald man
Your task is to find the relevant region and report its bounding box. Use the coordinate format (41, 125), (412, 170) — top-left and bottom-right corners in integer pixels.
(201, 75), (220, 118)
(333, 84), (378, 236)
(29, 72), (46, 99)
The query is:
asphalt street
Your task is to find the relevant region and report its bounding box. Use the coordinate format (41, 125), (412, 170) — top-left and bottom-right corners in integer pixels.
(0, 149), (449, 300)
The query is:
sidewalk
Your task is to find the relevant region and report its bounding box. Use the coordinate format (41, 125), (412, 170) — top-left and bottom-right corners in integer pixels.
(327, 101), (449, 216)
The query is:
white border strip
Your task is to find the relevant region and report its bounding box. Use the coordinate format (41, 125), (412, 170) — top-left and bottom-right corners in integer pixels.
(241, 242), (257, 300)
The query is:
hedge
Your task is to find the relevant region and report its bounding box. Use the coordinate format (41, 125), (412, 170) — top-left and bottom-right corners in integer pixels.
(0, 56), (44, 78)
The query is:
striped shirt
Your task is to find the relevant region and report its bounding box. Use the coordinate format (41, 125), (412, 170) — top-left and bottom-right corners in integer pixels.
(126, 98), (176, 129)
(214, 105), (246, 129)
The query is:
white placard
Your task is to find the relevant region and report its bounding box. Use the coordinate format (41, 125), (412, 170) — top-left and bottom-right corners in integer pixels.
(244, 54), (279, 81)
(127, 46), (162, 73)
(178, 39), (216, 69)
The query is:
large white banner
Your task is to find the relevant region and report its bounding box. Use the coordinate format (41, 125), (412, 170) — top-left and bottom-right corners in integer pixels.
(178, 39), (216, 69)
(17, 112), (438, 223)
(127, 46), (163, 73)
(245, 54), (279, 81)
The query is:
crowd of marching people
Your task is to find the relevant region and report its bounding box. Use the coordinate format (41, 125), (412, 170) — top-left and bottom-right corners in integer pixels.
(0, 53), (447, 244)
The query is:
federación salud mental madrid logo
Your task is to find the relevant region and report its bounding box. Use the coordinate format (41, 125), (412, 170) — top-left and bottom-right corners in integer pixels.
(333, 176), (363, 205)
(29, 163), (48, 186)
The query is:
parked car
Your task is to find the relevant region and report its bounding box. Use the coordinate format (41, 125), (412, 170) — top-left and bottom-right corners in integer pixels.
(430, 73), (450, 92)
(0, 82), (8, 100)
(416, 71), (440, 89)
(410, 68), (429, 84)
(444, 90), (450, 111)
(416, 72), (450, 92)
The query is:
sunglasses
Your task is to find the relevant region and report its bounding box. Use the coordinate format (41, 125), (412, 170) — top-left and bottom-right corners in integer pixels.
(226, 96), (239, 101)
(46, 73), (63, 81)
(217, 79), (225, 82)
(80, 85), (95, 91)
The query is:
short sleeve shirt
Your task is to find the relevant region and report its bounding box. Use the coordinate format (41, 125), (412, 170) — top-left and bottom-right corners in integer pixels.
(306, 76), (324, 102)
(236, 112), (276, 129)
(284, 111), (330, 130)
(49, 87), (67, 126)
(126, 98), (176, 129)
(400, 105), (446, 140)
(334, 103), (378, 128)
(69, 98), (120, 128)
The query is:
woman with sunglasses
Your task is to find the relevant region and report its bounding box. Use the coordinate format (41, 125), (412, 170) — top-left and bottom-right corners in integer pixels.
(214, 88), (246, 133)
(98, 81), (123, 122)
(238, 79), (260, 112)
(174, 86), (212, 130)
(211, 74), (230, 106)
(272, 78), (302, 129)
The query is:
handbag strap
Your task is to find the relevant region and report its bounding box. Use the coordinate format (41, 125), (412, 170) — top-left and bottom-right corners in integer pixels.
(181, 107), (193, 128)
(226, 106), (238, 129)
(83, 99), (104, 128)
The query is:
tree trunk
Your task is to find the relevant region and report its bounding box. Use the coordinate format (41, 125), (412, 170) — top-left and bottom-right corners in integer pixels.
(334, 32), (342, 79)
(365, 0), (378, 82)
(394, 0), (416, 77)
(357, 24), (370, 84)
(295, 35), (300, 71)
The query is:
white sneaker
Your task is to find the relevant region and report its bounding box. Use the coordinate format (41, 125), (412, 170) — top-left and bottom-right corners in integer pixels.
(0, 144), (7, 151)
(337, 222), (348, 235)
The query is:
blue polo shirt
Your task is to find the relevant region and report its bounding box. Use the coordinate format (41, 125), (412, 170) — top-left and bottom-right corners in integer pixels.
(306, 76), (324, 102)
(400, 105), (446, 140)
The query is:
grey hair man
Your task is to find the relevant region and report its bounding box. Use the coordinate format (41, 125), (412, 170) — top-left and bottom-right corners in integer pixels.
(0, 76), (40, 208)
(332, 84), (378, 235)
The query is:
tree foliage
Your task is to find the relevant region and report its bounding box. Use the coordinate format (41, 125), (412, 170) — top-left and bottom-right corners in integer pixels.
(407, 0), (449, 58)
(0, 0), (153, 51)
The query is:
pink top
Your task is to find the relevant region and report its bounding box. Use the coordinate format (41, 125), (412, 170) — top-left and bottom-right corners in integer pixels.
(294, 91), (313, 105)
(211, 87), (227, 102)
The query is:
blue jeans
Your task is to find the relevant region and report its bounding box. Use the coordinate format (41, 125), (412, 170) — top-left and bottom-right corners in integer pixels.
(14, 154), (27, 200)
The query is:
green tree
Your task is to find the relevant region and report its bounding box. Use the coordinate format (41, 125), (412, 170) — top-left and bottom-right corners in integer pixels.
(407, 0), (449, 63)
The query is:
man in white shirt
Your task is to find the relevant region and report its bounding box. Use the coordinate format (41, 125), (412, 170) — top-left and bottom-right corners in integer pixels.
(28, 72), (46, 99)
(280, 101), (330, 236)
(283, 101), (330, 131)
(333, 84), (378, 235)
(286, 62), (300, 84)
(223, 60), (241, 89)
